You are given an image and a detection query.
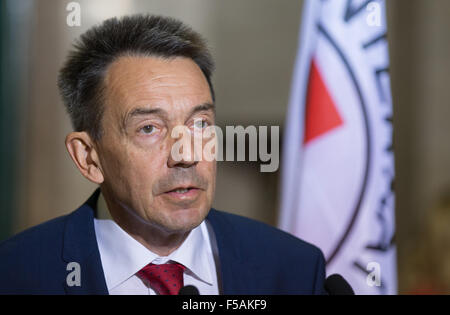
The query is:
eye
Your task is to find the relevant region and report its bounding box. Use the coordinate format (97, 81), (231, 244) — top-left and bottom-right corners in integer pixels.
(193, 119), (209, 130)
(140, 125), (156, 135)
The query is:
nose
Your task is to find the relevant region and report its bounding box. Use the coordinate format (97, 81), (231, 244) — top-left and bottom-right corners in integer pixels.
(167, 126), (200, 168)
(168, 153), (199, 168)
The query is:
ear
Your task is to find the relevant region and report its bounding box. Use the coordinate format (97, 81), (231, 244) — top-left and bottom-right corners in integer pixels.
(65, 131), (104, 184)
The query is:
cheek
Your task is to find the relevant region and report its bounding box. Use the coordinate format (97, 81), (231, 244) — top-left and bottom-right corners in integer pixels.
(100, 148), (129, 189)
(199, 160), (217, 191)
(126, 150), (165, 191)
(206, 159), (217, 175)
(102, 141), (164, 194)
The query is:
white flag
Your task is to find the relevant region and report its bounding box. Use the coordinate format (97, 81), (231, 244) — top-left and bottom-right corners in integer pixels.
(279, 0), (396, 294)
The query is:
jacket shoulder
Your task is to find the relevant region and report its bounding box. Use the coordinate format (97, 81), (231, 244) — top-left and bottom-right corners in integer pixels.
(0, 213), (69, 293)
(208, 209), (327, 294)
(0, 213), (68, 253)
(208, 208), (323, 256)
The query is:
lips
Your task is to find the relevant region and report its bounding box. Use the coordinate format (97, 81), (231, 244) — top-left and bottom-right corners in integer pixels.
(161, 185), (203, 201)
(165, 185), (200, 194)
(164, 188), (201, 201)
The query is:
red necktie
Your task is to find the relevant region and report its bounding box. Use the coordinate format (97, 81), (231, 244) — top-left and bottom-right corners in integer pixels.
(137, 262), (186, 295)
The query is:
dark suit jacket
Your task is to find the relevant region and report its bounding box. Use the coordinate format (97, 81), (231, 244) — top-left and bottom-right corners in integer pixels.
(0, 190), (326, 294)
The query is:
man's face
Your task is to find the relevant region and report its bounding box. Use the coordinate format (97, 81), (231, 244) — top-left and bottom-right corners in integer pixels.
(96, 55), (216, 234)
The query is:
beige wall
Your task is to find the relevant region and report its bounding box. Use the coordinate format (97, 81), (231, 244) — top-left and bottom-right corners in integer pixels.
(387, 0), (450, 292)
(13, 0), (450, 293)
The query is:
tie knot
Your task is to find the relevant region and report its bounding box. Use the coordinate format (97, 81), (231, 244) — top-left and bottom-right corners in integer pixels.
(137, 262), (186, 295)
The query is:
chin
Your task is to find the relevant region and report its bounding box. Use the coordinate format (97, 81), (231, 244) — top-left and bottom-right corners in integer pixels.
(165, 206), (208, 232)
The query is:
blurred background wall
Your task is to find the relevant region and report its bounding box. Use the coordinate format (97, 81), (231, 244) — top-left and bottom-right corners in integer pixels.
(0, 0), (449, 294)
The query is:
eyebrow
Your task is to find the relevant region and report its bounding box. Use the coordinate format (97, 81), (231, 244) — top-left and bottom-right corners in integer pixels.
(122, 102), (215, 129)
(122, 107), (166, 130)
(188, 102), (215, 118)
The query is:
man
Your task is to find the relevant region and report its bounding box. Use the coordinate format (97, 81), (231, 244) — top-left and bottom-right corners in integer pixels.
(0, 14), (326, 295)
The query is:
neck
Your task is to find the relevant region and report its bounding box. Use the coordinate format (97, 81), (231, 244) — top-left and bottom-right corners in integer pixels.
(98, 190), (189, 257)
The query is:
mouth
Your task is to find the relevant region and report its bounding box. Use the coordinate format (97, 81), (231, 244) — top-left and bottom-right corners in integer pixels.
(162, 185), (202, 201)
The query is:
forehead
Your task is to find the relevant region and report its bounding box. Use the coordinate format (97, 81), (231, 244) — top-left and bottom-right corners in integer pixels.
(103, 55), (212, 115)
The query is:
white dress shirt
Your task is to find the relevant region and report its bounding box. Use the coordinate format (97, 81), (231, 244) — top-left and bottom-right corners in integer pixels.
(93, 193), (219, 295)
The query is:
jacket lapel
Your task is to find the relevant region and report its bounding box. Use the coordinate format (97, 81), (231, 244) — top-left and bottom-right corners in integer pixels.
(206, 209), (262, 294)
(62, 189), (108, 295)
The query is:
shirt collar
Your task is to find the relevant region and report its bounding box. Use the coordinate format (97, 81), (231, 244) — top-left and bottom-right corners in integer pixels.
(94, 192), (214, 291)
